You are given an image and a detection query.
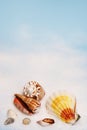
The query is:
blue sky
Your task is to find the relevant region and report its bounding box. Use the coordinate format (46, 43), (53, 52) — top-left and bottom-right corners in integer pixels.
(0, 1), (87, 130)
(0, 0), (87, 52)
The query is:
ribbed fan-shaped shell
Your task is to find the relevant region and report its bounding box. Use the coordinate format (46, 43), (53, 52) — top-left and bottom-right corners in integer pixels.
(46, 91), (80, 124)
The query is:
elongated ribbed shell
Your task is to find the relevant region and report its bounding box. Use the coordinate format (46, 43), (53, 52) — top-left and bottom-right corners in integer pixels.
(14, 94), (41, 115)
(23, 81), (45, 101)
(37, 118), (55, 126)
(46, 91), (80, 124)
(4, 118), (14, 125)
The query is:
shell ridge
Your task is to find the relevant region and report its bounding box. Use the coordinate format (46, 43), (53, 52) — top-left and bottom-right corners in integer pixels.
(46, 91), (80, 124)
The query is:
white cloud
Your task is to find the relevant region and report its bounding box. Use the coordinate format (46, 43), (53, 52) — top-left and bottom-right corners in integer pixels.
(19, 24), (32, 40)
(13, 24), (32, 48)
(65, 31), (87, 47)
(0, 45), (87, 92)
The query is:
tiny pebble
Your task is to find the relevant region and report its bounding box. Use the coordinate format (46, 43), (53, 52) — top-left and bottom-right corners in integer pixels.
(4, 118), (14, 125)
(22, 118), (31, 125)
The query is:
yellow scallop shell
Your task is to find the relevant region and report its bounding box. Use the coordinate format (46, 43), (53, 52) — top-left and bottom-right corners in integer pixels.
(46, 91), (80, 124)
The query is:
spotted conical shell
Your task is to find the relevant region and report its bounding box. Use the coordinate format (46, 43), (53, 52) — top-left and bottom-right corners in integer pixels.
(23, 81), (45, 101)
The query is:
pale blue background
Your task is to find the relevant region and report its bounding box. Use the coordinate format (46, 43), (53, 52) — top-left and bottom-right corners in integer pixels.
(0, 0), (87, 130)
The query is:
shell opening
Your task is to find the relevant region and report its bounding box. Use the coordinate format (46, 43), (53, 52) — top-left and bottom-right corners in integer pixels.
(14, 96), (33, 114)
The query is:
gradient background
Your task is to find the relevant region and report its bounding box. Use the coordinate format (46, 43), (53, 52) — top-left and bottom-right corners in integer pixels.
(0, 0), (87, 130)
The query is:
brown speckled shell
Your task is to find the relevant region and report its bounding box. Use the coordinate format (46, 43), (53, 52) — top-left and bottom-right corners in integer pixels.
(14, 94), (41, 115)
(23, 81), (45, 101)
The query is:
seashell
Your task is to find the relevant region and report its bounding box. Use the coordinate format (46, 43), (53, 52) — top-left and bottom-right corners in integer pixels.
(22, 118), (31, 125)
(37, 118), (55, 126)
(4, 118), (14, 125)
(7, 109), (17, 119)
(13, 97), (32, 115)
(46, 91), (80, 125)
(4, 109), (17, 125)
(23, 81), (45, 101)
(13, 94), (41, 115)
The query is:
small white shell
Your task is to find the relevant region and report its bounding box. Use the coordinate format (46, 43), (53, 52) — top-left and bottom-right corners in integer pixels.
(7, 109), (17, 120)
(37, 118), (55, 126)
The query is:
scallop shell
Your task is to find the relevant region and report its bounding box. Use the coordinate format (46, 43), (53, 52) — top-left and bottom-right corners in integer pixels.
(23, 81), (45, 101)
(13, 94), (41, 115)
(46, 91), (80, 124)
